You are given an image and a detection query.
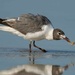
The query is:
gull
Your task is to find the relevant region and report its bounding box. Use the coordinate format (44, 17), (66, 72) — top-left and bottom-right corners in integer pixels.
(0, 13), (71, 52)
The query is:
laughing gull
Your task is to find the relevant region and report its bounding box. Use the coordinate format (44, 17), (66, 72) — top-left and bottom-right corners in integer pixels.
(0, 13), (72, 52)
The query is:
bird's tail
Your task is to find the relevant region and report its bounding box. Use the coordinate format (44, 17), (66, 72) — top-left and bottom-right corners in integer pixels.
(0, 18), (12, 32)
(0, 18), (10, 26)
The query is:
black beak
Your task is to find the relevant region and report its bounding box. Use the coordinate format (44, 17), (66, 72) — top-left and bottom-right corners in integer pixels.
(63, 37), (71, 43)
(60, 35), (75, 45)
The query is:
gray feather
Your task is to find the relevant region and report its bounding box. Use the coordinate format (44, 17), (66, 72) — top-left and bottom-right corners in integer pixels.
(0, 13), (52, 34)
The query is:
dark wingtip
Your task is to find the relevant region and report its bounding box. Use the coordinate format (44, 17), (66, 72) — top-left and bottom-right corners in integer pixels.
(0, 18), (3, 23)
(0, 18), (10, 26)
(0, 18), (6, 24)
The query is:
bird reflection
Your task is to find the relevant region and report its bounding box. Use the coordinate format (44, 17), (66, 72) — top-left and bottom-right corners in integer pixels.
(0, 48), (75, 75)
(29, 51), (35, 64)
(0, 63), (74, 75)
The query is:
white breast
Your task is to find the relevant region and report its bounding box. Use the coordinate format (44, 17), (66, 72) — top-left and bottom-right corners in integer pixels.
(45, 25), (54, 40)
(24, 25), (54, 41)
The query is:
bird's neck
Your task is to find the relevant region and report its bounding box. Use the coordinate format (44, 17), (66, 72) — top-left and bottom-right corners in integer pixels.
(45, 26), (54, 40)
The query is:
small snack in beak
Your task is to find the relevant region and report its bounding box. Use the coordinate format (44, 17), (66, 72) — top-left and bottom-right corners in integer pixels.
(64, 37), (75, 45)
(69, 41), (75, 45)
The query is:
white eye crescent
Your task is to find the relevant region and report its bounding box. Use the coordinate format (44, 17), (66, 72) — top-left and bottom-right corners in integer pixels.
(57, 32), (61, 35)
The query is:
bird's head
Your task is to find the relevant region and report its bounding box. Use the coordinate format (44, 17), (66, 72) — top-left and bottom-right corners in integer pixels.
(53, 28), (71, 43)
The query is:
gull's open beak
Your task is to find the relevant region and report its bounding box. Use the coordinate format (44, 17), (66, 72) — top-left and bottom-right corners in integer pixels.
(63, 37), (71, 43)
(60, 35), (75, 45)
(60, 35), (71, 43)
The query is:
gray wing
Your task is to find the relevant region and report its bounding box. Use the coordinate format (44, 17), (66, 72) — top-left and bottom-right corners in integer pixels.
(4, 13), (52, 34)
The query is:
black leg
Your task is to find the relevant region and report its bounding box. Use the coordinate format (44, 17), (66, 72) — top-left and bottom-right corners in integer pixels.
(29, 41), (32, 52)
(33, 41), (47, 52)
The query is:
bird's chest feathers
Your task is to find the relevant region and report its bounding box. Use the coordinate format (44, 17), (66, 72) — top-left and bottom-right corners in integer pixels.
(25, 29), (45, 41)
(25, 25), (54, 41)
(45, 25), (54, 40)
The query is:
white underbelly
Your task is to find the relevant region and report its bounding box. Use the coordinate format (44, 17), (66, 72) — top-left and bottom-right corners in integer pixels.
(0, 26), (45, 41)
(25, 31), (45, 41)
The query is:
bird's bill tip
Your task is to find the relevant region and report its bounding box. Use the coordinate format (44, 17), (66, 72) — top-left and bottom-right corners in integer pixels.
(63, 37), (71, 43)
(63, 36), (75, 45)
(60, 35), (70, 42)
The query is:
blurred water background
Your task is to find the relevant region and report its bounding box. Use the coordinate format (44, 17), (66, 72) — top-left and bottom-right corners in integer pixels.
(0, 48), (75, 75)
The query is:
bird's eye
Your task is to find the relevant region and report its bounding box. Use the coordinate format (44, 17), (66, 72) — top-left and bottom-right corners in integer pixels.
(57, 32), (61, 35)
